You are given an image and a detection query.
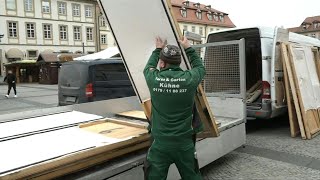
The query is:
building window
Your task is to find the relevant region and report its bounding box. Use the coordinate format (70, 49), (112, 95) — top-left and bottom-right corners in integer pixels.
(27, 50), (37, 58)
(86, 27), (93, 41)
(312, 34), (316, 38)
(42, 0), (50, 13)
(6, 0), (16, 10)
(191, 26), (195, 33)
(314, 23), (318, 29)
(199, 27), (203, 35)
(213, 14), (218, 21)
(72, 4), (80, 16)
(196, 10), (202, 20)
(58, 2), (66, 15)
(73, 26), (81, 41)
(100, 16), (106, 27)
(59, 25), (67, 40)
(194, 2), (200, 8)
(85, 6), (92, 17)
(101, 34), (107, 44)
(210, 28), (214, 32)
(26, 23), (35, 38)
(207, 12), (213, 21)
(43, 24), (52, 39)
(8, 22), (18, 38)
(219, 14), (224, 22)
(180, 8), (187, 18)
(302, 24), (307, 30)
(25, 0), (33, 11)
(182, 1), (189, 7)
(183, 25), (188, 31)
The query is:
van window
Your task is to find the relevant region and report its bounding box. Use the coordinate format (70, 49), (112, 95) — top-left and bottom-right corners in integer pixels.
(59, 63), (87, 87)
(93, 64), (129, 81)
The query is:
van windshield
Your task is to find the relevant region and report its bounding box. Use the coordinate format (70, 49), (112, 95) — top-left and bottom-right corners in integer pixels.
(59, 63), (88, 87)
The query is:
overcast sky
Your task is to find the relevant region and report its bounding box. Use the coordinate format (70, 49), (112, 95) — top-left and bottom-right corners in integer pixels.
(196, 0), (320, 28)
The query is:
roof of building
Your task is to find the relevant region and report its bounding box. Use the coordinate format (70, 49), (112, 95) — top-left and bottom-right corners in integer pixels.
(4, 60), (37, 67)
(37, 53), (82, 63)
(5, 48), (24, 59)
(288, 15), (320, 33)
(170, 0), (236, 27)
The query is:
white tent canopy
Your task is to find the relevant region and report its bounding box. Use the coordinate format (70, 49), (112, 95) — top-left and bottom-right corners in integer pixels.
(74, 47), (120, 61)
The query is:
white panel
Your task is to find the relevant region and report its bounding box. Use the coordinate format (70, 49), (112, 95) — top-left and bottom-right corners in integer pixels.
(207, 97), (244, 119)
(85, 18), (93, 23)
(26, 39), (37, 44)
(74, 41), (82, 46)
(59, 16), (67, 20)
(0, 127), (123, 174)
(0, 111), (102, 139)
(25, 12), (34, 17)
(291, 45), (320, 109)
(60, 40), (69, 45)
(73, 17), (81, 21)
(99, 0), (188, 102)
(44, 40), (53, 44)
(8, 39), (19, 44)
(7, 10), (16, 16)
(42, 14), (51, 19)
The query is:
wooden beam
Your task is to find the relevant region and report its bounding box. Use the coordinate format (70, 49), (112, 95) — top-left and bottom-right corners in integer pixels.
(280, 43), (306, 139)
(166, 0), (219, 137)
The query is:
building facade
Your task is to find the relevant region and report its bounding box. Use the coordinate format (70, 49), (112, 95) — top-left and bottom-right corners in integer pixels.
(288, 15), (320, 40)
(0, 0), (97, 76)
(98, 12), (116, 50)
(171, 0), (236, 43)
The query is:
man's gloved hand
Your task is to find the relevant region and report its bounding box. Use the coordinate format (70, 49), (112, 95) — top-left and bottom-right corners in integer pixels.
(179, 36), (191, 49)
(155, 36), (167, 49)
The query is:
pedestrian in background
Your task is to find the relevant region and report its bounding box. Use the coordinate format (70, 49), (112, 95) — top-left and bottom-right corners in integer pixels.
(3, 70), (17, 98)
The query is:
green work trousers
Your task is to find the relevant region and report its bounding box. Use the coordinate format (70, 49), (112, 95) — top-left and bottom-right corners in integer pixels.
(146, 142), (202, 180)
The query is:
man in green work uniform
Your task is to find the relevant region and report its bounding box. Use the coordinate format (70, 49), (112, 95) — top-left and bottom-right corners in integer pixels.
(143, 36), (205, 180)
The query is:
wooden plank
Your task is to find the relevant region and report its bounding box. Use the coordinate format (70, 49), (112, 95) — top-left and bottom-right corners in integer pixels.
(312, 48), (320, 80)
(80, 122), (148, 139)
(166, 0), (219, 137)
(1, 135), (150, 179)
(281, 45), (300, 137)
(116, 111), (147, 121)
(280, 43), (306, 139)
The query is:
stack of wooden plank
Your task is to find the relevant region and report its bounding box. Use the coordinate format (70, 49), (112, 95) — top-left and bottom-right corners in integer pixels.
(0, 118), (150, 179)
(281, 43), (320, 139)
(246, 81), (262, 103)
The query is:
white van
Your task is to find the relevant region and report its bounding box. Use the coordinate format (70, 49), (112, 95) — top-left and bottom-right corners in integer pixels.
(204, 27), (320, 119)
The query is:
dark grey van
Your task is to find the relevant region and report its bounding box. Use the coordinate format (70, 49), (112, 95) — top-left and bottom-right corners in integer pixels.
(58, 59), (135, 106)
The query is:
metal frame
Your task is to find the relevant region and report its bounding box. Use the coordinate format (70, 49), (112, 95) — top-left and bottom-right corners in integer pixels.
(192, 39), (246, 99)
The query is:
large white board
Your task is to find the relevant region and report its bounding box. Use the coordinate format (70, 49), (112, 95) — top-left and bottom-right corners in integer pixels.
(291, 45), (320, 110)
(0, 111), (102, 139)
(0, 127), (122, 174)
(98, 0), (189, 103)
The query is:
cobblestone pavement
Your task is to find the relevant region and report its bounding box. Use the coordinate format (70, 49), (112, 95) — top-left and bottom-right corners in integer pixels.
(1, 83), (320, 179)
(0, 83), (58, 115)
(201, 118), (320, 179)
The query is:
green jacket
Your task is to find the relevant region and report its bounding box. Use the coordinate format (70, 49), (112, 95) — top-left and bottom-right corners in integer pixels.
(143, 47), (205, 147)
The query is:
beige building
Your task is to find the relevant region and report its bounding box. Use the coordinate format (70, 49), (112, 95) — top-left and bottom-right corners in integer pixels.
(0, 0), (98, 76)
(171, 0), (236, 43)
(97, 12), (116, 50)
(288, 15), (320, 40)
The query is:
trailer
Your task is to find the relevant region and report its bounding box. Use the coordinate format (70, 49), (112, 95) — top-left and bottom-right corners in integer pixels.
(0, 93), (245, 179)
